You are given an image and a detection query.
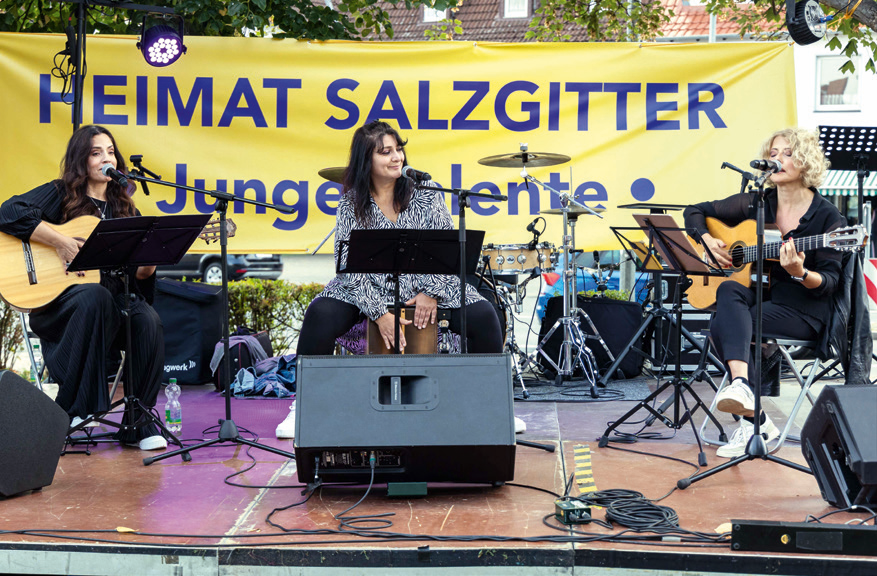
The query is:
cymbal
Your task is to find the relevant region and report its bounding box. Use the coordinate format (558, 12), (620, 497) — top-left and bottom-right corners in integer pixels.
(540, 206), (605, 217)
(478, 152), (571, 168)
(318, 166), (346, 184)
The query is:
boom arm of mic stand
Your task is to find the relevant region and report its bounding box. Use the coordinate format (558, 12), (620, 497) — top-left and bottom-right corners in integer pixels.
(125, 173), (297, 215)
(521, 173), (603, 219)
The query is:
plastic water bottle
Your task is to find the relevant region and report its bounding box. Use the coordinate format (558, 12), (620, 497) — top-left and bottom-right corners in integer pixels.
(164, 378), (182, 435)
(30, 342), (43, 384)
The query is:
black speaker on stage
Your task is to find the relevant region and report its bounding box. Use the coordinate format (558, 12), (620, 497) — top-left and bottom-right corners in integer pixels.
(153, 279), (224, 385)
(294, 353), (515, 485)
(538, 295), (644, 379)
(0, 370), (69, 497)
(801, 385), (877, 508)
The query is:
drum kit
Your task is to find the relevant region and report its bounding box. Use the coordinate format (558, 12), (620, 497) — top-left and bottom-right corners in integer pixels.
(316, 145), (615, 392)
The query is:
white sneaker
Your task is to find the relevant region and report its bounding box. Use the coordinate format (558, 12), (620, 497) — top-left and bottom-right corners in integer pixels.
(716, 415), (780, 458)
(514, 416), (527, 434)
(715, 378), (756, 417)
(276, 402), (296, 439)
(138, 435), (168, 451)
(70, 415), (98, 428)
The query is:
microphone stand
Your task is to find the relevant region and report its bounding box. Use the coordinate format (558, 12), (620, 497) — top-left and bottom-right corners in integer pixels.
(123, 159), (299, 466)
(678, 172), (811, 489)
(720, 161), (756, 195)
(417, 182), (507, 353)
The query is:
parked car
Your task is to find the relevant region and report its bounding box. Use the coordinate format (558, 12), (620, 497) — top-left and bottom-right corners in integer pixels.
(156, 253), (283, 283)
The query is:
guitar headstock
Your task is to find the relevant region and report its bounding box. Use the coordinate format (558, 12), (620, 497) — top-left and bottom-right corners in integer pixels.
(827, 225), (869, 252)
(199, 218), (237, 244)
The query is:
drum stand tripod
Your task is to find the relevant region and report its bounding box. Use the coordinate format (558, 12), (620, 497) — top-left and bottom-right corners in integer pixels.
(521, 172), (608, 396)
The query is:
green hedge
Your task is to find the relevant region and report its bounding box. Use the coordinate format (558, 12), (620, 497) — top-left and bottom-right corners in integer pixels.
(227, 279), (324, 355)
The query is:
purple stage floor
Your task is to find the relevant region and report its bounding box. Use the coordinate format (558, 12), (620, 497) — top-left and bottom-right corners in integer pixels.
(1, 378), (876, 575)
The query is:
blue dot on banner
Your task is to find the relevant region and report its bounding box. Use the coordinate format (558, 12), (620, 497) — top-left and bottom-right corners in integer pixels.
(631, 178), (655, 202)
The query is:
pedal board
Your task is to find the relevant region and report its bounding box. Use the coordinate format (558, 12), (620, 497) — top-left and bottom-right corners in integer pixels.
(731, 519), (877, 556)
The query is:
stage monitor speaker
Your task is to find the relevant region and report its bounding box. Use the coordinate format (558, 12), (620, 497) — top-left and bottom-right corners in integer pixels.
(294, 353), (515, 485)
(0, 370), (69, 497)
(801, 385), (877, 508)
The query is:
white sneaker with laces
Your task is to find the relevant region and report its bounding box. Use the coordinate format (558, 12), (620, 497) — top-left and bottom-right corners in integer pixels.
(276, 402), (296, 439)
(514, 416), (526, 434)
(138, 435), (168, 451)
(716, 415), (780, 458)
(70, 415), (98, 428)
(715, 378), (756, 417)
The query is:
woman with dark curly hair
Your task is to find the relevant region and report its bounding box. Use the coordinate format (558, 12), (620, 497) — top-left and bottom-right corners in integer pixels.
(0, 125), (167, 451)
(684, 127), (846, 458)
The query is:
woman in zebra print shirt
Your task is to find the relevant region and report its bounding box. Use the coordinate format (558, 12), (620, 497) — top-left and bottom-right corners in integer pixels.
(296, 121), (503, 355)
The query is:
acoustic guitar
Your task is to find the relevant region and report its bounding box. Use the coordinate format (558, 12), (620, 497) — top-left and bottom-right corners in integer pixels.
(686, 217), (868, 311)
(0, 216), (236, 312)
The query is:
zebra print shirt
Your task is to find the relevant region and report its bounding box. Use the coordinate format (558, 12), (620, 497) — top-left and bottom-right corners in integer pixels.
(319, 183), (484, 322)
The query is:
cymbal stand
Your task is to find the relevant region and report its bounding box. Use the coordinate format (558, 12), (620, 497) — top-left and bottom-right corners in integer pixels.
(517, 156), (605, 396)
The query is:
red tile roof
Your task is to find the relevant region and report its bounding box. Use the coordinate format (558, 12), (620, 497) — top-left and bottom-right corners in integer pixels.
(378, 0), (769, 42)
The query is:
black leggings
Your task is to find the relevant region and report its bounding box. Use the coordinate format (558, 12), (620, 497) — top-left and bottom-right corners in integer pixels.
(709, 281), (821, 385)
(296, 297), (504, 356)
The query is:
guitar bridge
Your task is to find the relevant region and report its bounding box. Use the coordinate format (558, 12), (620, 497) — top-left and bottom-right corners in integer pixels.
(22, 241), (37, 285)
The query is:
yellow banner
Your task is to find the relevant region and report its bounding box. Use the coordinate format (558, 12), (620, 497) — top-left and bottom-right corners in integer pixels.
(0, 34), (796, 253)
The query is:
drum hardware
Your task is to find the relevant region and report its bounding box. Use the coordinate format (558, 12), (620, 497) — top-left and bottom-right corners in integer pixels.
(481, 242), (554, 274)
(479, 144), (608, 393)
(478, 265), (540, 398)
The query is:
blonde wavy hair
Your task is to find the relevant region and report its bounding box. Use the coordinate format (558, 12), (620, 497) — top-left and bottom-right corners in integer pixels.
(757, 127), (830, 190)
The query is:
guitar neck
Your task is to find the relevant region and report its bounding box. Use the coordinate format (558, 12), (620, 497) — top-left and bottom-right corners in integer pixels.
(742, 233), (826, 264)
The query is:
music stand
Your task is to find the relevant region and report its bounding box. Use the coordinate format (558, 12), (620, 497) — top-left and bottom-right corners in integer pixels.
(598, 214), (727, 466)
(66, 214), (212, 459)
(338, 229), (470, 354)
(598, 205), (726, 389)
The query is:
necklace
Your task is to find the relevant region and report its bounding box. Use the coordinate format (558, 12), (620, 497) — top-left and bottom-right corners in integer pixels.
(89, 197), (107, 220)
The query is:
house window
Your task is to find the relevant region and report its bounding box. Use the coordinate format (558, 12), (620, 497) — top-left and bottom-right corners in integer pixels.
(504, 0), (528, 18)
(816, 55), (860, 111)
(423, 7), (446, 22)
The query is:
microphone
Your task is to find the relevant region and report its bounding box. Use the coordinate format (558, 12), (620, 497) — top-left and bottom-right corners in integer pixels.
(101, 164), (128, 187)
(526, 218), (539, 233)
(401, 165), (431, 181)
(750, 159), (782, 173)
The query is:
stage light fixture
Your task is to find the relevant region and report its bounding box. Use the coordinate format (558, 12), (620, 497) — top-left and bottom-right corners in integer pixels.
(137, 15), (187, 67)
(786, 0), (827, 46)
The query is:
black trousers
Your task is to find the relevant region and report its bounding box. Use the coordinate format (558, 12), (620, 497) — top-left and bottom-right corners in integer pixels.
(296, 296), (504, 356)
(29, 284), (164, 441)
(709, 281), (821, 386)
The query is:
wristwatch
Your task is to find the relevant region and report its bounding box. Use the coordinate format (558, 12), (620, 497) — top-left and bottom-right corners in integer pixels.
(791, 269), (809, 283)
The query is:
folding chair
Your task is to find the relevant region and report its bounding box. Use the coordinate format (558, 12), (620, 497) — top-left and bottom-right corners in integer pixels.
(698, 336), (827, 453)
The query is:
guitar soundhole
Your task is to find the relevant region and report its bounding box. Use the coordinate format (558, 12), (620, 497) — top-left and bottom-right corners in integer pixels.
(730, 245), (745, 269)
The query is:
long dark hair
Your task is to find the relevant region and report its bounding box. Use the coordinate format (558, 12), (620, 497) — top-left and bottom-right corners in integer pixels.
(58, 125), (136, 222)
(343, 120), (414, 225)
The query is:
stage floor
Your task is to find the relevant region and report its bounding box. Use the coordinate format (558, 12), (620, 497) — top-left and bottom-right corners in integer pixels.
(2, 373), (876, 576)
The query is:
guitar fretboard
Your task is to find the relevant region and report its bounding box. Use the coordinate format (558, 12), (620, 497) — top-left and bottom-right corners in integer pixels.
(740, 234), (826, 264)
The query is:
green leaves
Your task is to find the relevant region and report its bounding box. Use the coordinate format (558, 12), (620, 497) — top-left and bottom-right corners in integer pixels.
(227, 279), (325, 354)
(0, 0), (457, 41)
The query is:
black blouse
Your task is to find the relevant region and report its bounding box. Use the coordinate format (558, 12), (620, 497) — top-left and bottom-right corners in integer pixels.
(683, 189), (846, 327)
(0, 181), (155, 301)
